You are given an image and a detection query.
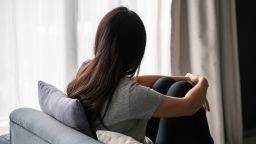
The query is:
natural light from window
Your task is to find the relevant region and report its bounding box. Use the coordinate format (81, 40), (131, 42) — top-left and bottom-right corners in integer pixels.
(0, 0), (172, 135)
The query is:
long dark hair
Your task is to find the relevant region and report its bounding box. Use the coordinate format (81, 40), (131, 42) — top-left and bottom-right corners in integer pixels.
(67, 7), (146, 127)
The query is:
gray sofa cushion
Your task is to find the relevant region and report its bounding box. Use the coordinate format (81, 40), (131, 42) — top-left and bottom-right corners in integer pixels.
(0, 134), (10, 144)
(38, 81), (94, 138)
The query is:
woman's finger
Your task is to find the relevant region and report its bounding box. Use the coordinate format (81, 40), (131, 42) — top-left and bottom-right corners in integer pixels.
(186, 77), (195, 86)
(203, 99), (210, 112)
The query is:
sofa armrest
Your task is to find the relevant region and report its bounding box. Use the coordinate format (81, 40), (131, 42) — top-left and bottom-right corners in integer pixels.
(0, 134), (10, 144)
(10, 108), (101, 144)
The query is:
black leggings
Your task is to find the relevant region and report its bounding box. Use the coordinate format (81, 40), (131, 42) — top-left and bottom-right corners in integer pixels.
(146, 77), (214, 144)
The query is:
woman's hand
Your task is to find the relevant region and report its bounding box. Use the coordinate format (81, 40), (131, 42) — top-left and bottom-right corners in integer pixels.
(185, 73), (208, 86)
(185, 76), (196, 86)
(184, 73), (199, 86)
(203, 98), (210, 112)
(185, 73), (200, 84)
(185, 73), (210, 112)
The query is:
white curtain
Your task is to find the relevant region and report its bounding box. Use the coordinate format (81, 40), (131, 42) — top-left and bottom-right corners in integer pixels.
(0, 0), (172, 135)
(171, 0), (242, 144)
(0, 0), (77, 135)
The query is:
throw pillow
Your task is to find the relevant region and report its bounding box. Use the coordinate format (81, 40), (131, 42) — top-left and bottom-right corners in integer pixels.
(38, 81), (95, 138)
(96, 130), (142, 144)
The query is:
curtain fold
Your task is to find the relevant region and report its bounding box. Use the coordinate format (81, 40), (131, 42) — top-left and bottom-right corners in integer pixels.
(219, 0), (243, 143)
(171, 0), (242, 144)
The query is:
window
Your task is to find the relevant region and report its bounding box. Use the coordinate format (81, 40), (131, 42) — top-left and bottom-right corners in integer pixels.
(0, 0), (172, 134)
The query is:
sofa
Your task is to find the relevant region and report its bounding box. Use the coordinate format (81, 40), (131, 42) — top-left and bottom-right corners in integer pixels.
(0, 108), (101, 144)
(0, 81), (144, 144)
(0, 80), (103, 144)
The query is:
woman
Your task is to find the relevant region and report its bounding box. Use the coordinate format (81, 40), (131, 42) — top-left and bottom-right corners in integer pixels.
(67, 7), (213, 144)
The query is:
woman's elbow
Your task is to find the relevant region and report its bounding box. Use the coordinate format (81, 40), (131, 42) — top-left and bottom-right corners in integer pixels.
(186, 101), (202, 116)
(186, 107), (198, 116)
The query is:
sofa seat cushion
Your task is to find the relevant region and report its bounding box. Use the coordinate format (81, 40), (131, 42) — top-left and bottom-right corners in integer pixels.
(0, 134), (10, 144)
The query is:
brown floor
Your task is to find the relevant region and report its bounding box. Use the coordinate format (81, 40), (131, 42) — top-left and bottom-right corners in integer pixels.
(244, 136), (256, 144)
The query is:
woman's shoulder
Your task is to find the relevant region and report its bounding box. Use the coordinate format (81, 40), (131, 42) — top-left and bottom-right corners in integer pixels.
(118, 77), (139, 88)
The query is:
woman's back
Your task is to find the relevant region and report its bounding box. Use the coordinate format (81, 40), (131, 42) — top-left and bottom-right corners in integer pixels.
(94, 77), (163, 143)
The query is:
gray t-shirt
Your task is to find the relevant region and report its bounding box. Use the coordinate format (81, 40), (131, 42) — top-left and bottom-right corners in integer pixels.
(94, 77), (163, 143)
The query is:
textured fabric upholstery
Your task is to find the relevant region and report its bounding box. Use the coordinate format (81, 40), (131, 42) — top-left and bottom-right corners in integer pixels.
(9, 108), (101, 144)
(0, 134), (10, 144)
(38, 81), (95, 138)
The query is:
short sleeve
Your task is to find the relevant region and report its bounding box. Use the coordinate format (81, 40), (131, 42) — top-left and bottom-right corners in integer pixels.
(128, 82), (163, 120)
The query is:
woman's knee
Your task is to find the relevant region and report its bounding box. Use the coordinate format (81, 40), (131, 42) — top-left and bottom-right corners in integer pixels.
(152, 77), (176, 94)
(167, 81), (193, 97)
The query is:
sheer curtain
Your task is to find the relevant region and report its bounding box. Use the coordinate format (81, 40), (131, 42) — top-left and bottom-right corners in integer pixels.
(0, 0), (172, 134)
(0, 0), (77, 135)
